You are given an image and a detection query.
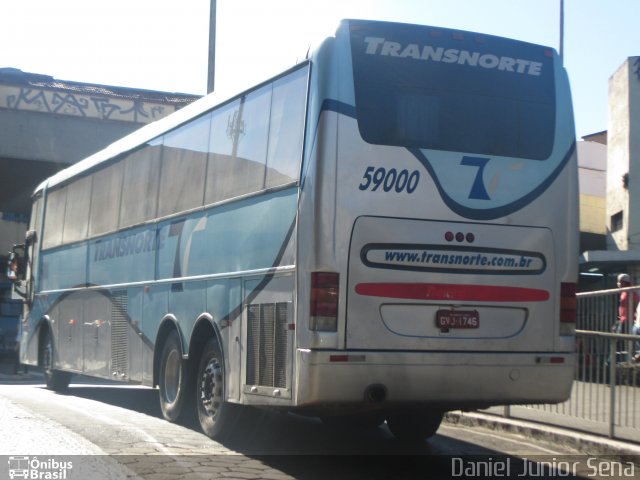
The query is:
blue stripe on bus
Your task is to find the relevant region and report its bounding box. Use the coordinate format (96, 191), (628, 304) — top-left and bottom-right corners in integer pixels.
(319, 99), (576, 221)
(407, 143), (576, 220)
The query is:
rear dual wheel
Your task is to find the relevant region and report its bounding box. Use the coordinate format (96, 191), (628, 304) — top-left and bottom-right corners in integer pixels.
(158, 331), (237, 438)
(196, 337), (239, 439)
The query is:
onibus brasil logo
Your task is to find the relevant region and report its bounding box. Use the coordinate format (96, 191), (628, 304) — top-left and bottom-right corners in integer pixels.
(8, 457), (73, 480)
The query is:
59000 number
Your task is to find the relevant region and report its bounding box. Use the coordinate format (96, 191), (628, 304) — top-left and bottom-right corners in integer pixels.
(358, 167), (420, 194)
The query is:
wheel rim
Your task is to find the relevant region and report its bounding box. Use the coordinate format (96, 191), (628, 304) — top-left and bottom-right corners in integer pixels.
(200, 355), (223, 418)
(163, 349), (181, 403)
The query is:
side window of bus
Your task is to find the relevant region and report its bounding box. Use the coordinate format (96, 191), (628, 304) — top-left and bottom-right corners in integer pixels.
(265, 66), (307, 188)
(158, 115), (211, 217)
(89, 160), (124, 236)
(205, 101), (239, 204)
(42, 187), (67, 249)
(62, 175), (91, 244)
(205, 86), (271, 204)
(120, 140), (162, 228)
(233, 86), (270, 194)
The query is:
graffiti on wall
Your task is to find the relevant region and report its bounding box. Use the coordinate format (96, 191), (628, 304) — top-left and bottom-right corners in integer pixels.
(0, 85), (180, 124)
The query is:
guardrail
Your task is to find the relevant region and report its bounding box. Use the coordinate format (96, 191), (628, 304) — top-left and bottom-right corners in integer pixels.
(531, 330), (639, 439)
(497, 287), (640, 441)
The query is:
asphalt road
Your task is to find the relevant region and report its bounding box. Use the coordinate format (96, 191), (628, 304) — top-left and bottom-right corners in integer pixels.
(0, 365), (631, 480)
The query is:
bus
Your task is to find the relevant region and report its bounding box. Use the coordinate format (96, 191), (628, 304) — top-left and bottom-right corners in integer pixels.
(8, 19), (578, 442)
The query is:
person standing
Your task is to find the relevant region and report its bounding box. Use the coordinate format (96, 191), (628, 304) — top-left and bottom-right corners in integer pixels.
(615, 273), (639, 334)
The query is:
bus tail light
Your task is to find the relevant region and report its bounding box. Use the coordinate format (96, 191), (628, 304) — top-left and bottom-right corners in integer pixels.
(560, 282), (576, 335)
(310, 272), (339, 332)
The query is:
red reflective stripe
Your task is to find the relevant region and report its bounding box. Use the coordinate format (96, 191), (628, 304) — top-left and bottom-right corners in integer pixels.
(355, 283), (549, 302)
(330, 355), (349, 362)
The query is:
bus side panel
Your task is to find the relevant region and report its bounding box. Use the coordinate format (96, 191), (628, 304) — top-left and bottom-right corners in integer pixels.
(55, 292), (84, 373)
(168, 281), (207, 353)
(41, 244), (87, 292)
(206, 278), (241, 401)
(39, 244), (89, 375)
(88, 226), (157, 287)
(151, 189), (298, 400)
(20, 294), (53, 366)
(241, 274), (295, 405)
(127, 287), (146, 383)
(82, 290), (112, 378)
(142, 283), (170, 384)
(24, 190), (298, 388)
(156, 189), (298, 283)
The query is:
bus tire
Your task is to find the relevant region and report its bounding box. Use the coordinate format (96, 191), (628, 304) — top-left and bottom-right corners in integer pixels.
(158, 330), (190, 422)
(196, 336), (238, 439)
(41, 327), (71, 391)
(386, 409), (443, 442)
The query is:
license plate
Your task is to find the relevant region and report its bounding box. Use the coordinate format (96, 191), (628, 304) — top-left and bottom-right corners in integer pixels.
(436, 310), (479, 329)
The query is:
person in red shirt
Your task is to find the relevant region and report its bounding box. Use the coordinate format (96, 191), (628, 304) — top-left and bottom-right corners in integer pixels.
(616, 273), (639, 334)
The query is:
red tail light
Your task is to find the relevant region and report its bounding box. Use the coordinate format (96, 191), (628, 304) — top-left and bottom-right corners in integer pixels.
(310, 272), (339, 331)
(560, 282), (576, 335)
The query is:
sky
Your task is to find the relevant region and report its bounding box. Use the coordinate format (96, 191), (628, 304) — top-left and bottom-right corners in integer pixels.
(2, 0), (639, 139)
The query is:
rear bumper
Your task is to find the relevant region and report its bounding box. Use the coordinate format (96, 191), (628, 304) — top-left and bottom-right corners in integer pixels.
(294, 349), (574, 409)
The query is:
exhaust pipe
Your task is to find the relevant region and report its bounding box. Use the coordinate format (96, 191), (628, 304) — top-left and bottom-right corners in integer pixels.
(364, 384), (387, 404)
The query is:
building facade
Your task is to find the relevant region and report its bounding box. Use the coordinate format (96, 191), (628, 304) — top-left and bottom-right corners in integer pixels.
(578, 135), (607, 252)
(607, 57), (640, 252)
(580, 57), (640, 289)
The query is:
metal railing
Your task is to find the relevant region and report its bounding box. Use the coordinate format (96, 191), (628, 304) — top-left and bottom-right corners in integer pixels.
(499, 287), (640, 441)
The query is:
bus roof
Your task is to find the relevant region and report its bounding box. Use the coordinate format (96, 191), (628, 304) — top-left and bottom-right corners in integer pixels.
(35, 61), (310, 195)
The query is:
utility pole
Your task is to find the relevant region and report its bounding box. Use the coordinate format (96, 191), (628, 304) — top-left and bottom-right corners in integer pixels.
(207, 0), (216, 94)
(559, 0), (565, 65)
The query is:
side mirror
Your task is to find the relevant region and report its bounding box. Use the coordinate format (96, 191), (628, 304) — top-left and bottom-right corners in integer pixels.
(6, 251), (18, 281)
(6, 245), (25, 282)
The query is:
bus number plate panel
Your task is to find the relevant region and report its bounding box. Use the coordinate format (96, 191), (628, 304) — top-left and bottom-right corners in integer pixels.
(436, 310), (479, 329)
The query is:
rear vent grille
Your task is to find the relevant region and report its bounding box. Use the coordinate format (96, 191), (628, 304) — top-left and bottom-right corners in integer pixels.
(110, 290), (129, 378)
(246, 302), (290, 389)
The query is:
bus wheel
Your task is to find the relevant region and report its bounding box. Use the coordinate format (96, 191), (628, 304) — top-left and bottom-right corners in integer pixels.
(196, 337), (238, 439)
(158, 330), (190, 422)
(41, 328), (71, 391)
(386, 410), (443, 442)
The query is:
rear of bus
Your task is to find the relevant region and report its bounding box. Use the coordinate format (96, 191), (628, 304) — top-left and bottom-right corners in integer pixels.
(295, 20), (577, 414)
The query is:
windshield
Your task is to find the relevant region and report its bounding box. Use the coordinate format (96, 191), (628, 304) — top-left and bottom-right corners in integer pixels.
(349, 21), (556, 160)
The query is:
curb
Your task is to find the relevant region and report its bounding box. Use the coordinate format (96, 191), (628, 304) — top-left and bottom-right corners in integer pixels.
(444, 411), (640, 464)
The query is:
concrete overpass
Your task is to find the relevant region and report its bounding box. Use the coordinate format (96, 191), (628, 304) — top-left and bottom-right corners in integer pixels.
(0, 67), (199, 334)
(0, 67), (199, 218)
